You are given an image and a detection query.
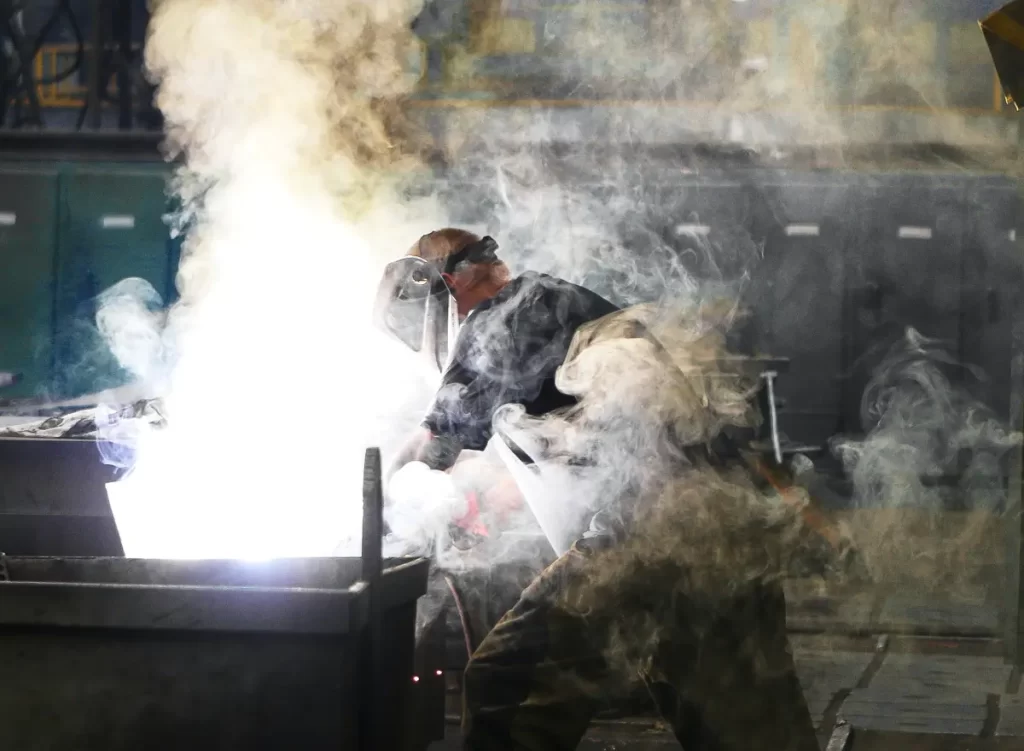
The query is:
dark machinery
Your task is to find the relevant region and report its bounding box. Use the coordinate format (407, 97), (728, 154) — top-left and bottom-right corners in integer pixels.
(0, 448), (446, 751)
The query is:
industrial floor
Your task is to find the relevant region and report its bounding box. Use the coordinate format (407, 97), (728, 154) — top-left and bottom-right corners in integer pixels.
(429, 567), (1024, 750)
(429, 636), (1023, 750)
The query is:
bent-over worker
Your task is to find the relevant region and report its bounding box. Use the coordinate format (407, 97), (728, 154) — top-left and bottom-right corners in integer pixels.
(375, 227), (818, 751)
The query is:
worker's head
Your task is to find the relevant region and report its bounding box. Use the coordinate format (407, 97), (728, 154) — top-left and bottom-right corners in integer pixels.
(373, 228), (508, 372)
(409, 228), (510, 318)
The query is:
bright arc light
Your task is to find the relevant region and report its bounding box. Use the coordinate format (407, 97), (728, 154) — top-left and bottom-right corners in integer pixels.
(100, 0), (440, 560)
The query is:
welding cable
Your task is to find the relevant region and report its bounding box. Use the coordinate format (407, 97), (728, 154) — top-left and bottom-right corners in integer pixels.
(443, 573), (474, 662)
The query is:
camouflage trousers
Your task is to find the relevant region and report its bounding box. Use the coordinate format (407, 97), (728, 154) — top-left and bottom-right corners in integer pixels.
(461, 538), (819, 751)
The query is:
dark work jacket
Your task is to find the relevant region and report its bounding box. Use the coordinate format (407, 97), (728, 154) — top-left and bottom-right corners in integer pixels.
(423, 271), (619, 459)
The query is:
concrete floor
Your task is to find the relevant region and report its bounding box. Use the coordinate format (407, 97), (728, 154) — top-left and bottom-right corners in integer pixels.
(430, 537), (1023, 751)
(430, 629), (1024, 749)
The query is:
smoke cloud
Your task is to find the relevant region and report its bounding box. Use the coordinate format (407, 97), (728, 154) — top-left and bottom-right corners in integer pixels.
(387, 0), (1023, 667)
(86, 0), (1023, 684)
(99, 0), (443, 559)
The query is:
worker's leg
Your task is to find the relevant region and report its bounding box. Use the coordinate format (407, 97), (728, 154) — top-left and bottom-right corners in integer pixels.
(462, 542), (609, 751)
(644, 580), (819, 751)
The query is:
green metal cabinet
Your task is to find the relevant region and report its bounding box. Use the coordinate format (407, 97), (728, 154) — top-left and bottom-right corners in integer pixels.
(61, 167), (175, 302)
(0, 167), (59, 400)
(51, 164), (175, 398)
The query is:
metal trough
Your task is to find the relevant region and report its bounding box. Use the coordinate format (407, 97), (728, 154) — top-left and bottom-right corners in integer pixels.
(0, 449), (441, 751)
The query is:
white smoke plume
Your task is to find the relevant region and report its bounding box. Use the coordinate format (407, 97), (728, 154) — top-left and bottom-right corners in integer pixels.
(83, 0), (1023, 671)
(95, 278), (169, 391)
(99, 0), (443, 559)
(374, 2), (1024, 655)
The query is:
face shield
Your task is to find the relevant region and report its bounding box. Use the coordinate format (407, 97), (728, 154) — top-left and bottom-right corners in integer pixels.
(372, 236), (500, 373)
(373, 255), (461, 373)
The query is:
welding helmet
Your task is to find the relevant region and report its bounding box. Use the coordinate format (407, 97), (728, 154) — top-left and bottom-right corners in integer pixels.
(373, 235), (500, 372)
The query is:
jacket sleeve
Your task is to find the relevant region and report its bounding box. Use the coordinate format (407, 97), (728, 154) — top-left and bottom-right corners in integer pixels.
(422, 361), (498, 452)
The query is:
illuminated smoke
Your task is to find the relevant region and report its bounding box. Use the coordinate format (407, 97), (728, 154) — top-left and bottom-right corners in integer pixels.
(100, 0), (441, 559)
(95, 278), (169, 390)
(414, 0), (1020, 586)
(355, 0), (1024, 656)
(89, 0), (1020, 630)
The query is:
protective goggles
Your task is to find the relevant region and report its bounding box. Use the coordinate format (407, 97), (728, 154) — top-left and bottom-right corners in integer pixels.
(373, 236), (499, 372)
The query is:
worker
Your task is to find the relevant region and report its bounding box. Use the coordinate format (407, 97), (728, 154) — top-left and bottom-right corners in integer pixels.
(378, 227), (618, 473)
(375, 228), (819, 751)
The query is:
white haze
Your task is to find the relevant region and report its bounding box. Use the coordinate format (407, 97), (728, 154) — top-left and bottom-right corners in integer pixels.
(86, 0), (1023, 613)
(100, 0), (441, 559)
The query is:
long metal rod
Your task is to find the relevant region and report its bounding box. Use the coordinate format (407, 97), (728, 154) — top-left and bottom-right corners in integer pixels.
(115, 0), (131, 129)
(360, 447), (387, 751)
(362, 448), (383, 584)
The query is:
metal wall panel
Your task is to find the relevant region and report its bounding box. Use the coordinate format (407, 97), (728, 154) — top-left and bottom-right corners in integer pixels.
(759, 178), (860, 447)
(660, 181), (771, 351)
(63, 167), (173, 299)
(0, 167), (59, 399)
(845, 175), (968, 433)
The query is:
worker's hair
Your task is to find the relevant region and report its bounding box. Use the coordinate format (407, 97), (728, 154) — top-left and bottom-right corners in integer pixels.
(410, 228), (482, 264)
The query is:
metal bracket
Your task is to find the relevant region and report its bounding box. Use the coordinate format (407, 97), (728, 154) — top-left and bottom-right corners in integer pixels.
(760, 370), (783, 465)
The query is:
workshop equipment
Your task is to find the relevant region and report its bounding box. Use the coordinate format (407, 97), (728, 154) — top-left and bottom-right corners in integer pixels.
(0, 449), (441, 751)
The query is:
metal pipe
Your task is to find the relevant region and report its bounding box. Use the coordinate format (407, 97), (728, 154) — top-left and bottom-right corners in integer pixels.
(4, 6), (43, 125)
(114, 0), (131, 129)
(87, 0), (103, 129)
